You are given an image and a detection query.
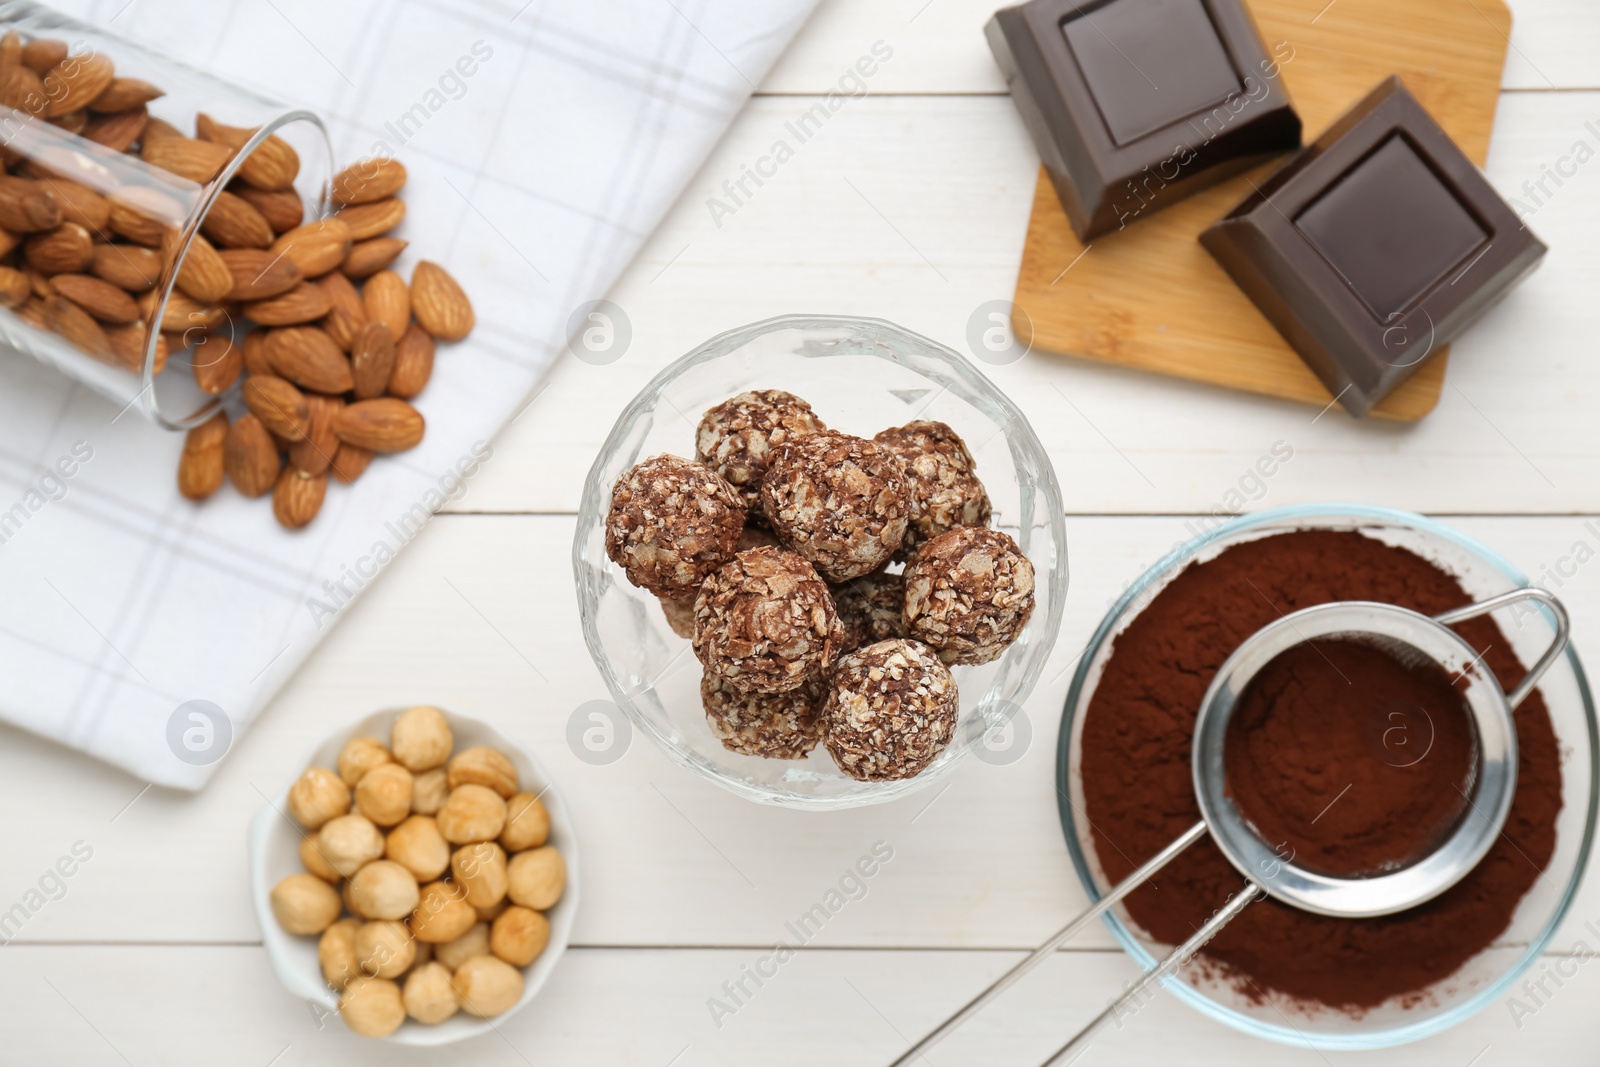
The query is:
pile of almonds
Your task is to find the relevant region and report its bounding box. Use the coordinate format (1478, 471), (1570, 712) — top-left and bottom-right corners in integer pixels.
(0, 31), (475, 528)
(271, 707), (566, 1037)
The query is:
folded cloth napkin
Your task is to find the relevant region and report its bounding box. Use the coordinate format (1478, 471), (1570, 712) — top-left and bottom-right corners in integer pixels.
(0, 0), (818, 788)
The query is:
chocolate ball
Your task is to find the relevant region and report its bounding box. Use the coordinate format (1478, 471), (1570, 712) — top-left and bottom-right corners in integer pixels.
(696, 390), (826, 514)
(904, 527), (1035, 665)
(693, 546), (841, 693)
(701, 672), (826, 759)
(874, 420), (992, 551)
(831, 570), (906, 655)
(604, 454), (746, 598)
(659, 594), (696, 639)
(760, 430), (911, 583)
(824, 639), (958, 781)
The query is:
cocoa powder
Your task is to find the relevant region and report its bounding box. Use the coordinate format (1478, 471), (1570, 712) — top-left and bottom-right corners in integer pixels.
(1080, 529), (1562, 1009)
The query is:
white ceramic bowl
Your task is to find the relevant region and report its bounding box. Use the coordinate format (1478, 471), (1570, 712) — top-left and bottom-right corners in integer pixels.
(248, 708), (580, 1046)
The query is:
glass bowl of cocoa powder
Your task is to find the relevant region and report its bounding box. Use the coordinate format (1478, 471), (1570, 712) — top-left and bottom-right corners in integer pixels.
(1058, 504), (1597, 1048)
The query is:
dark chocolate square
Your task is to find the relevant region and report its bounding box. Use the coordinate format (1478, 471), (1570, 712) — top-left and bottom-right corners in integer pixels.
(1201, 77), (1546, 417)
(987, 0), (1300, 240)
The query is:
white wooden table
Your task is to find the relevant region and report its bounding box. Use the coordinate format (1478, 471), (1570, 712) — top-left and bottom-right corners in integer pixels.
(4, 1), (1600, 1063)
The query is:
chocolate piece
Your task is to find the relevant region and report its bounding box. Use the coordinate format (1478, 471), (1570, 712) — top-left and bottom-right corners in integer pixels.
(824, 639), (959, 782)
(1201, 77), (1547, 417)
(692, 546), (841, 694)
(986, 0), (1300, 240)
(904, 527), (1036, 666)
(702, 672), (826, 760)
(604, 454), (746, 598)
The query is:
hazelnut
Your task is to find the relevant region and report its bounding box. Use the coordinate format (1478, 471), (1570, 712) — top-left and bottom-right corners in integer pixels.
(270, 873), (342, 935)
(355, 920), (417, 979)
(412, 769), (448, 814)
(390, 705), (453, 771)
(347, 860), (420, 921)
(385, 815), (450, 881)
(413, 940), (434, 967)
(506, 846), (566, 911)
(452, 954), (524, 1017)
(434, 921), (490, 971)
(339, 976), (406, 1038)
(287, 766), (351, 829)
(410, 881), (477, 943)
(500, 792), (550, 852)
(300, 835), (343, 883)
(317, 813), (385, 878)
(338, 735), (393, 787)
(436, 784), (507, 844)
(451, 841), (509, 909)
(355, 762), (414, 827)
(318, 918), (362, 988)
(447, 745), (520, 798)
(477, 900), (509, 922)
(490, 906), (550, 967)
(403, 961), (459, 1025)
(343, 878), (367, 920)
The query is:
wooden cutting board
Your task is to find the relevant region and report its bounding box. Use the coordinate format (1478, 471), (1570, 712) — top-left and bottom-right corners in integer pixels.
(1011, 0), (1513, 421)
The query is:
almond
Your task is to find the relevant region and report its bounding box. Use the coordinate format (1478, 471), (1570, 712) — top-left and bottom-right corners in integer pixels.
(191, 333), (242, 395)
(51, 273), (139, 323)
(39, 52), (115, 118)
(142, 135), (234, 184)
(219, 248), (300, 301)
(0, 176), (62, 233)
(225, 413), (281, 498)
(47, 109), (87, 134)
(387, 323), (434, 399)
(152, 289), (227, 334)
(25, 267), (55, 299)
(0, 265), (28, 308)
(179, 411), (228, 501)
(316, 270), (366, 351)
(37, 176), (110, 233)
(334, 398), (425, 452)
(0, 30), (18, 69)
(174, 234), (236, 303)
(196, 113), (299, 191)
(81, 106), (147, 152)
(108, 186), (185, 246)
(21, 39), (67, 76)
(290, 393), (344, 475)
(245, 281), (331, 326)
(273, 468), (327, 529)
(331, 158), (406, 206)
(350, 321), (396, 400)
(241, 329), (273, 376)
(106, 321), (166, 374)
(410, 261), (473, 341)
(88, 76), (163, 113)
(337, 198), (405, 241)
(341, 237), (407, 280)
(231, 185), (303, 234)
(264, 326), (353, 393)
(330, 443), (374, 484)
(243, 375), (310, 441)
(270, 218), (351, 278)
(0, 64), (45, 115)
(141, 116), (183, 143)
(362, 269), (410, 341)
(24, 222), (93, 274)
(200, 189), (274, 249)
(43, 295), (111, 361)
(0, 225), (18, 260)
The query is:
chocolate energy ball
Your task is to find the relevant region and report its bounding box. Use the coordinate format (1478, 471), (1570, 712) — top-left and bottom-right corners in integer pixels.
(874, 420), (992, 551)
(696, 390), (826, 514)
(824, 639), (959, 781)
(904, 526), (1035, 665)
(702, 672), (826, 759)
(693, 546), (841, 694)
(605, 454), (746, 599)
(659, 595), (696, 639)
(760, 430), (911, 583)
(831, 570), (906, 655)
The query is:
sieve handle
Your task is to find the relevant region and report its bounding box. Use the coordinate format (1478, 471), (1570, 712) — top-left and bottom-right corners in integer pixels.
(1433, 587), (1570, 711)
(1038, 882), (1263, 1067)
(887, 820), (1209, 1067)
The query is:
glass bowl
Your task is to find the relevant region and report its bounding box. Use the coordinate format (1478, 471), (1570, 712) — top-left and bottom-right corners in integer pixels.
(574, 315), (1067, 809)
(1056, 504), (1597, 1049)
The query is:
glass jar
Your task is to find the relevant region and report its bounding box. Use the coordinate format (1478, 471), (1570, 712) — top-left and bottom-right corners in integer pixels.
(0, 0), (333, 428)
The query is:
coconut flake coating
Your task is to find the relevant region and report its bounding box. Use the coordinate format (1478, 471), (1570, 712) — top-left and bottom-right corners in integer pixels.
(824, 639), (958, 781)
(693, 546), (841, 694)
(696, 390), (827, 514)
(873, 420), (992, 551)
(702, 672), (826, 759)
(760, 430), (911, 583)
(605, 454), (746, 598)
(904, 526), (1035, 665)
(831, 570), (907, 655)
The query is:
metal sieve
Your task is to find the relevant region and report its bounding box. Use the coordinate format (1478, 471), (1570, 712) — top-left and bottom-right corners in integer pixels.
(889, 587), (1569, 1067)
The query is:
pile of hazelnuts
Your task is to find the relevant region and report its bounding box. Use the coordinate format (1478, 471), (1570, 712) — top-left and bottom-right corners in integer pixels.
(268, 707), (565, 1037)
(604, 390), (1036, 782)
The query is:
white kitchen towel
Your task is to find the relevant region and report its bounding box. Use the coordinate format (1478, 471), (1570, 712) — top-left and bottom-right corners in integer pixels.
(0, 0), (818, 788)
